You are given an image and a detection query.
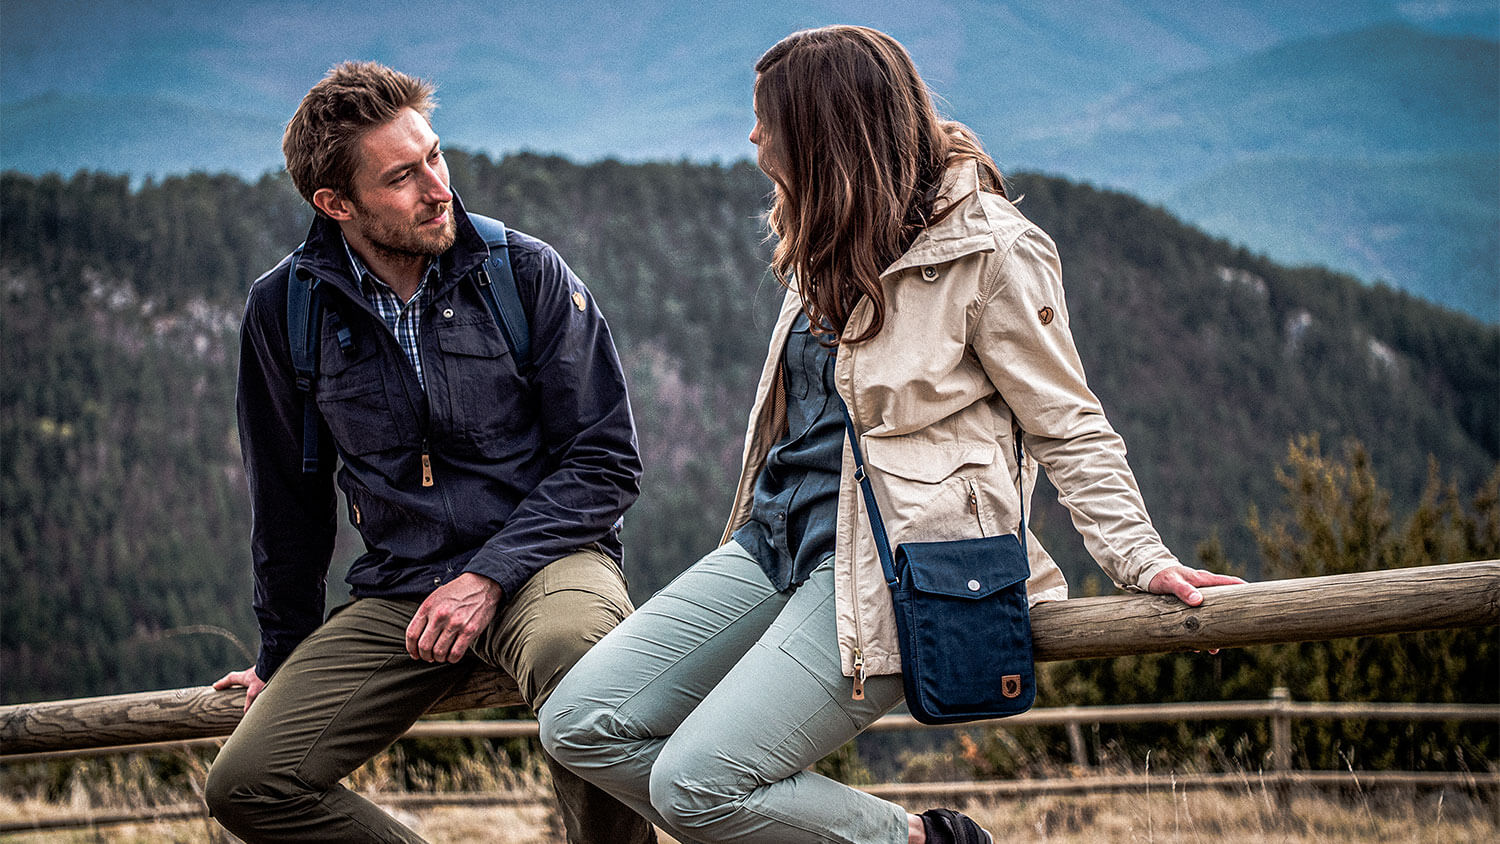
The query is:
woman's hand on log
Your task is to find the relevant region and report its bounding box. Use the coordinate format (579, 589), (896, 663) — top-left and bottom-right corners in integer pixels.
(1147, 565), (1245, 607)
(1147, 565), (1246, 655)
(213, 666), (267, 713)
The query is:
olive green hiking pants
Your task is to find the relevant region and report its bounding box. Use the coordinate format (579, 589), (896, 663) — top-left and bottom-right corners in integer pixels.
(205, 548), (656, 844)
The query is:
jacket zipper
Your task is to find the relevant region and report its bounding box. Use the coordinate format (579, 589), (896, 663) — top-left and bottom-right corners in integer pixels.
(843, 338), (870, 702)
(423, 431), (461, 585)
(852, 649), (866, 700)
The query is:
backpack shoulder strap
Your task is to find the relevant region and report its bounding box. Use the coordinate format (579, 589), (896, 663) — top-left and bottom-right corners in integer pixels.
(285, 248), (350, 474)
(283, 246), (327, 474)
(466, 213), (533, 373)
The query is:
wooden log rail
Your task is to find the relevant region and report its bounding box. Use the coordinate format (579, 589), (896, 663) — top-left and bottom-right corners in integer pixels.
(3, 559), (1497, 756)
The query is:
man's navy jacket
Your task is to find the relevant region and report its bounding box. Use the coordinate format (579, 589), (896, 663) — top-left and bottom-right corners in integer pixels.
(237, 198), (641, 680)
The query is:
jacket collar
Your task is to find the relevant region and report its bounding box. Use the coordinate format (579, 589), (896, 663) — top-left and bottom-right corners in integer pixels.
(295, 193), (490, 302)
(880, 159), (1001, 279)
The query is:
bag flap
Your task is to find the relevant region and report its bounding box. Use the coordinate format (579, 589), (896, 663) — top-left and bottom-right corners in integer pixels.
(897, 534), (1028, 599)
(861, 436), (995, 484)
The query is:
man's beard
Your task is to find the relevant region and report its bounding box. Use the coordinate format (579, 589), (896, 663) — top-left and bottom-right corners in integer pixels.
(354, 201), (457, 262)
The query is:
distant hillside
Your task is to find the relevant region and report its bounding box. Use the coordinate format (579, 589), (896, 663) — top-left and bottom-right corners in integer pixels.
(1165, 152), (1499, 320)
(1010, 24), (1500, 320)
(1, 154), (1494, 703)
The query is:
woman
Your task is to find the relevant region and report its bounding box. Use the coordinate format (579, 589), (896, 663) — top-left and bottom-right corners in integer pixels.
(540, 25), (1242, 844)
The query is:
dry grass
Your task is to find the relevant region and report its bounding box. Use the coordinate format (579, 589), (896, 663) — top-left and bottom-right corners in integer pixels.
(2, 786), (1495, 843)
(2, 746), (1494, 842)
(961, 788), (1497, 843)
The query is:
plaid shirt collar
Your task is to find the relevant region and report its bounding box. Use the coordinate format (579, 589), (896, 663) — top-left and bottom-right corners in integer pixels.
(343, 237), (440, 390)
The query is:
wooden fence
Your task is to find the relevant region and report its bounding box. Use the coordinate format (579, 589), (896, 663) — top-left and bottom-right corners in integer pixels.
(1, 559), (1496, 833)
(3, 690), (1495, 833)
(4, 559), (1496, 756)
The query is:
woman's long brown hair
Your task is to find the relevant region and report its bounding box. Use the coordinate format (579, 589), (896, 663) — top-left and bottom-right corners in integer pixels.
(755, 25), (1004, 345)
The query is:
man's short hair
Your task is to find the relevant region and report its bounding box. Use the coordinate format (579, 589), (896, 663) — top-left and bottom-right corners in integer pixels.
(282, 61), (437, 211)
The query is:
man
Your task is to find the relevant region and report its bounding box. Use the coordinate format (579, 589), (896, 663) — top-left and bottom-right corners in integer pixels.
(205, 61), (655, 844)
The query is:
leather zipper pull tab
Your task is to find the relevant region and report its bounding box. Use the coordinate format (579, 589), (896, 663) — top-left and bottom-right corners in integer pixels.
(421, 441), (434, 487)
(852, 650), (866, 701)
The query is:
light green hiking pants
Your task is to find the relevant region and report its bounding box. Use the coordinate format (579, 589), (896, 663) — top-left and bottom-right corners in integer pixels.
(540, 541), (911, 844)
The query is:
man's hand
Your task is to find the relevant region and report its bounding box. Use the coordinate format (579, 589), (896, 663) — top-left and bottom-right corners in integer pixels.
(213, 666), (267, 713)
(1147, 565), (1245, 607)
(406, 572), (504, 663)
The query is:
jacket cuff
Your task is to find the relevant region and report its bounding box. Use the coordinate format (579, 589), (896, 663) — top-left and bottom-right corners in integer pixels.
(254, 649), (290, 683)
(462, 550), (531, 602)
(1131, 558), (1181, 593)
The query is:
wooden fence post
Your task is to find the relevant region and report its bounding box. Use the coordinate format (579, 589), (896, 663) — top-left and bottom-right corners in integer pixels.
(1270, 686), (1292, 811)
(1066, 722), (1090, 770)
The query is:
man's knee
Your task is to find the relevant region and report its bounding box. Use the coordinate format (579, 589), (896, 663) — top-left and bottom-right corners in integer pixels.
(205, 745), (287, 831)
(205, 734), (326, 832)
(202, 757), (239, 820)
(529, 619), (605, 685)
(507, 552), (633, 707)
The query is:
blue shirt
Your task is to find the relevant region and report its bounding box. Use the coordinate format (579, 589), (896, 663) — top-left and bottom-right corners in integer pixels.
(732, 312), (843, 591)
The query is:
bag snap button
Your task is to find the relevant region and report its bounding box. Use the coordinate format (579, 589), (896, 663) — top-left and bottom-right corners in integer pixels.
(967, 579), (981, 591)
(442, 308), (455, 318)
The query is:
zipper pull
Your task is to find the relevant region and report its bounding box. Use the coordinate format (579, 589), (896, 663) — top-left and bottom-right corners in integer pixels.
(968, 481), (979, 515)
(852, 650), (866, 701)
(352, 503), (362, 525)
(421, 441), (434, 487)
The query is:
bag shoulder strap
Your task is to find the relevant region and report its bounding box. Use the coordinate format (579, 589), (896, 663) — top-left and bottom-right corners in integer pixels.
(838, 398), (1026, 586)
(466, 213), (532, 374)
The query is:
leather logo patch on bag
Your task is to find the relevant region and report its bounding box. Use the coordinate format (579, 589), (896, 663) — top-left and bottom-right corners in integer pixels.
(1001, 674), (1024, 698)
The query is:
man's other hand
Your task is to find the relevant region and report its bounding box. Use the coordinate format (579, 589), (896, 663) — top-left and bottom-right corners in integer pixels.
(213, 666), (267, 713)
(406, 572), (503, 663)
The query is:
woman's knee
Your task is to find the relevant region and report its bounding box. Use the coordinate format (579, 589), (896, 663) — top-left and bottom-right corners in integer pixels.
(648, 740), (749, 835)
(538, 691), (628, 771)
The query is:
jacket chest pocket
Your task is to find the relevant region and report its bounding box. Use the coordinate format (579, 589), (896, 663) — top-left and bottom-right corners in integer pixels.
(316, 334), (404, 457)
(861, 436), (1005, 544)
(433, 319), (530, 447)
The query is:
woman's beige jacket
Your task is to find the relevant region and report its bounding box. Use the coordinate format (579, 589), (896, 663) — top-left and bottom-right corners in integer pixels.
(722, 160), (1181, 682)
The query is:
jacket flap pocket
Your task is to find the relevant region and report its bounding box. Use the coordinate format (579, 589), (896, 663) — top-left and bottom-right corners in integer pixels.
(862, 436), (995, 484)
(436, 321), (509, 358)
(897, 534), (1028, 599)
(317, 335), (379, 382)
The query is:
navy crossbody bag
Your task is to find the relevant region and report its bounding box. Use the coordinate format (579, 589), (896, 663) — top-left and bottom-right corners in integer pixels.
(840, 403), (1037, 725)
